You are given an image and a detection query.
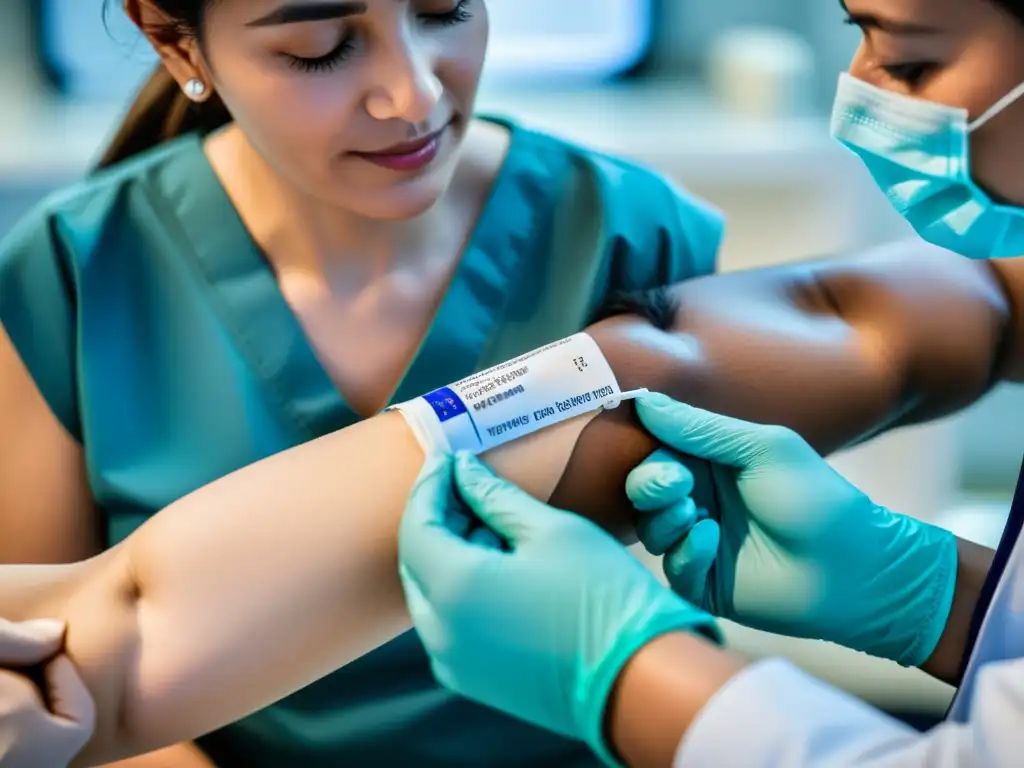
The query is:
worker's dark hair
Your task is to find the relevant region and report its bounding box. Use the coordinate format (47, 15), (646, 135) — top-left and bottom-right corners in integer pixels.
(96, 0), (230, 170)
(590, 286), (680, 331)
(841, 0), (1024, 24)
(991, 0), (1024, 23)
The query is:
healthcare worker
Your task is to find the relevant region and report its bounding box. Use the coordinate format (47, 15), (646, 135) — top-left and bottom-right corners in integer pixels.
(0, 0), (724, 765)
(397, 0), (1024, 763)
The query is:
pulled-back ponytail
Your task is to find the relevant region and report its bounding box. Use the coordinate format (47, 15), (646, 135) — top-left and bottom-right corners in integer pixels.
(95, 0), (224, 170)
(95, 64), (230, 170)
(992, 0), (1024, 23)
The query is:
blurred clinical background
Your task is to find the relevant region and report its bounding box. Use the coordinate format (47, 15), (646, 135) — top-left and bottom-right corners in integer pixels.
(1, 0), (1020, 732)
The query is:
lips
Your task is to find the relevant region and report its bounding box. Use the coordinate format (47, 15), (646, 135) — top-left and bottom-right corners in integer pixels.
(350, 121), (452, 172)
(369, 131), (440, 157)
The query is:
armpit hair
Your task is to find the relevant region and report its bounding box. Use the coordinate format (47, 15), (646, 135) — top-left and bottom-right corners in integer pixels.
(589, 286), (680, 331)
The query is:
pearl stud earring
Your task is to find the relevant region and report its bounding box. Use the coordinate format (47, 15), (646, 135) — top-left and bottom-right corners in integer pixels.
(184, 78), (207, 100)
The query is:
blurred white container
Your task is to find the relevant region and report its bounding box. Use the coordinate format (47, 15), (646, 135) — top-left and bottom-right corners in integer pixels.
(707, 26), (815, 119)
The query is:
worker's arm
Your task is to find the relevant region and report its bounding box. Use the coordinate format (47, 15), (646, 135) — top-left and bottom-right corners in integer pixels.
(577, 240), (1013, 685)
(919, 538), (994, 685)
(1, 240), (1019, 764)
(394, 415), (1005, 768)
(611, 632), (1020, 768)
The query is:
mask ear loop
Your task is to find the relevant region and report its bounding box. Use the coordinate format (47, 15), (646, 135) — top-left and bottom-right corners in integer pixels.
(968, 80), (1024, 131)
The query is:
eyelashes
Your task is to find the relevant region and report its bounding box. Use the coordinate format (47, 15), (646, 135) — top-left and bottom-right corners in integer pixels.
(285, 0), (474, 74)
(286, 38), (357, 74)
(423, 0), (473, 28)
(881, 62), (937, 87)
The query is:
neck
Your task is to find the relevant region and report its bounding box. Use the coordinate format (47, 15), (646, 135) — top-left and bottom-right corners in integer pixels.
(208, 125), (453, 279)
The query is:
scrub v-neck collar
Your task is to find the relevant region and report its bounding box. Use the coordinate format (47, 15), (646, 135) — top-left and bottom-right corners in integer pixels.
(163, 118), (555, 441)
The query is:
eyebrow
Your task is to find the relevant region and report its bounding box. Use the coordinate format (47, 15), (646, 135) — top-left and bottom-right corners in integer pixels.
(838, 1), (940, 35)
(845, 12), (940, 34)
(247, 1), (368, 27)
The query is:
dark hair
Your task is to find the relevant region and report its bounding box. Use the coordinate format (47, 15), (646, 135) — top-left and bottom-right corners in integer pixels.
(96, 0), (231, 170)
(993, 0), (1024, 22)
(590, 286), (680, 331)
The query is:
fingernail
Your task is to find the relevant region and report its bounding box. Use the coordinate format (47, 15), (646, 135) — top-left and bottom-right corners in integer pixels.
(638, 392), (673, 409)
(20, 619), (65, 638)
(642, 463), (687, 498)
(656, 461), (688, 485)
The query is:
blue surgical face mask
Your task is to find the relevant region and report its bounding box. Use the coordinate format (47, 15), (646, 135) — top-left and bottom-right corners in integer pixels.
(830, 72), (1024, 259)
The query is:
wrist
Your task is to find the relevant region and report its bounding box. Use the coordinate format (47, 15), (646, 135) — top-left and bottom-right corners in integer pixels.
(898, 522), (960, 668)
(919, 536), (994, 685)
(604, 632), (745, 768)
(834, 511), (959, 668)
(585, 594), (721, 767)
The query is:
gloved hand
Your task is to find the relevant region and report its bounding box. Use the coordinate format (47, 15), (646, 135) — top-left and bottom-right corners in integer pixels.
(0, 618), (96, 767)
(625, 394), (958, 668)
(398, 452), (720, 766)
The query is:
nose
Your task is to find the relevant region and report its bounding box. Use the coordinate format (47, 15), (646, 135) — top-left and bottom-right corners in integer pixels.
(365, 38), (444, 124)
(846, 44), (870, 82)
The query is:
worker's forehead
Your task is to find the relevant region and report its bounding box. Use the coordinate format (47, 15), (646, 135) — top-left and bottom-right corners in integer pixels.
(841, 0), (975, 27)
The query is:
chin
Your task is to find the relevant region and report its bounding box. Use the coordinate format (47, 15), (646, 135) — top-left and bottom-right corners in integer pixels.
(338, 174), (453, 221)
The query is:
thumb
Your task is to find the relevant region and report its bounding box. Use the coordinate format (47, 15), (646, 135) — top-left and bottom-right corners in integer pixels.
(662, 518), (719, 605)
(626, 448), (696, 513)
(636, 394), (769, 468)
(453, 452), (557, 544)
(44, 654), (96, 739)
(0, 619), (66, 666)
(399, 452), (476, 572)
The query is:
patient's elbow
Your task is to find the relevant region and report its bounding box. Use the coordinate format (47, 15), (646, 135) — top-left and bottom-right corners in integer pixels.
(62, 554), (146, 766)
(548, 315), (711, 542)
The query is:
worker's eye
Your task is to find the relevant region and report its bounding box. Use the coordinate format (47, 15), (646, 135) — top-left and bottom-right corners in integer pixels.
(286, 38), (357, 74)
(881, 62), (937, 88)
(419, 0), (474, 27)
(283, 0), (473, 75)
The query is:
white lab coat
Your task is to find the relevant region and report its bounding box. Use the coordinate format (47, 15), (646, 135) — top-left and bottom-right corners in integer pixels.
(674, 490), (1024, 766)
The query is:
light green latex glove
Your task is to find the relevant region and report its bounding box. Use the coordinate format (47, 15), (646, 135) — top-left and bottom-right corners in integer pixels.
(398, 451), (720, 766)
(625, 394), (958, 668)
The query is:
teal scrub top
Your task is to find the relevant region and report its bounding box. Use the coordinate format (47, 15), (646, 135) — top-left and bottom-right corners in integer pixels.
(0, 117), (723, 767)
